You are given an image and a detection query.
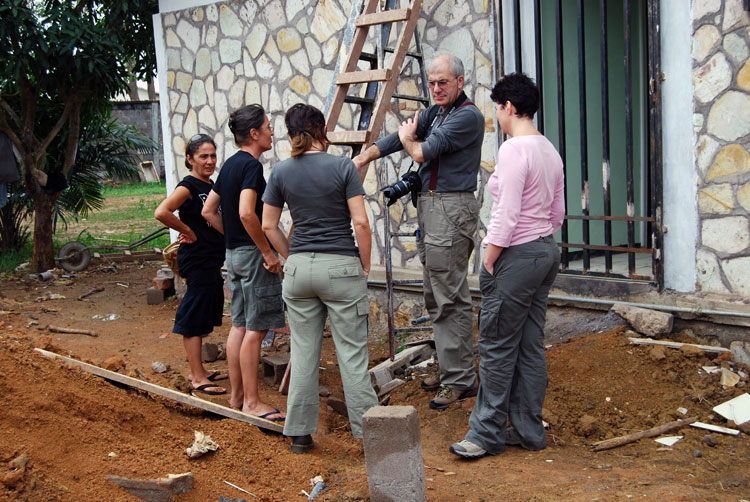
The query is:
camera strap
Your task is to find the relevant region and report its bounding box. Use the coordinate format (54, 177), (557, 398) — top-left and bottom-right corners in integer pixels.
(427, 92), (476, 191)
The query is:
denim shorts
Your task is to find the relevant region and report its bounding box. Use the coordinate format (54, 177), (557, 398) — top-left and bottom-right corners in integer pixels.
(225, 245), (285, 330)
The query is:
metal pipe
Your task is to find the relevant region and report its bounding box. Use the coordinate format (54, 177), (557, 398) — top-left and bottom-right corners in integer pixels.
(577, 0), (590, 272)
(513, 0), (522, 71)
(624, 0), (636, 276)
(533, 0), (544, 134)
(366, 279), (750, 319)
(599, 0), (613, 275)
(554, 0), (569, 270)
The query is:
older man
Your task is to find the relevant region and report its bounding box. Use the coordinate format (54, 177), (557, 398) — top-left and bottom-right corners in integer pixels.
(353, 54), (484, 409)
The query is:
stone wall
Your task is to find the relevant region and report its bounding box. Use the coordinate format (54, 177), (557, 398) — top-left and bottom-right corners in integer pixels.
(692, 0), (750, 296)
(157, 0), (496, 272)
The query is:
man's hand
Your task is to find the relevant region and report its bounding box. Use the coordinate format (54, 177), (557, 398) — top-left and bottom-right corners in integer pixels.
(262, 251), (282, 274)
(398, 110), (419, 143)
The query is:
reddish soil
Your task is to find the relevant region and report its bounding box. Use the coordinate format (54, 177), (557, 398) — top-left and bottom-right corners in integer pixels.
(0, 262), (749, 501)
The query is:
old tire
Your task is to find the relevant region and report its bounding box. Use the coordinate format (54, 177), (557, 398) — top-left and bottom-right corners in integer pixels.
(57, 241), (92, 272)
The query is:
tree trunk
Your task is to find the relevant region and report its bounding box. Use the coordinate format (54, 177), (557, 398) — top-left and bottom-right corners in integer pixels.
(30, 190), (57, 273)
(127, 80), (140, 101)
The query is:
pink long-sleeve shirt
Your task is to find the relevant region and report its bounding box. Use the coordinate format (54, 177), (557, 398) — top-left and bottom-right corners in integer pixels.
(483, 135), (565, 249)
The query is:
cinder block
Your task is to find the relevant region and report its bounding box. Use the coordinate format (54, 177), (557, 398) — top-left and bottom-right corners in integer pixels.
(152, 276), (174, 290)
(202, 343), (219, 362)
(146, 286), (174, 305)
(363, 406), (426, 502)
(261, 352), (290, 387)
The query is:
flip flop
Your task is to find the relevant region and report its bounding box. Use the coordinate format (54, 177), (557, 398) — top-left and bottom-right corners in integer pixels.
(255, 408), (285, 422)
(193, 383), (227, 395)
(206, 371), (228, 382)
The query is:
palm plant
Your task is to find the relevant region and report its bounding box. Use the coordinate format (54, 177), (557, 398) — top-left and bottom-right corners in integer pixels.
(53, 110), (156, 229)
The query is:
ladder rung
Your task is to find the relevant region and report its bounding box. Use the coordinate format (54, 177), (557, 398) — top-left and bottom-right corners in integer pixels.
(344, 96), (377, 106)
(384, 47), (424, 59)
(337, 68), (391, 85)
(359, 51), (378, 63)
(356, 8), (410, 27)
(392, 93), (430, 103)
(327, 130), (368, 145)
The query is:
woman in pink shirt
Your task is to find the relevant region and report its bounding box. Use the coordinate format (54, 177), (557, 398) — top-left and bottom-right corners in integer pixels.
(451, 73), (564, 459)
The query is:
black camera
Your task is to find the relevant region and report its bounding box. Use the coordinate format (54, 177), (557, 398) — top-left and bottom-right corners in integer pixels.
(382, 170), (422, 207)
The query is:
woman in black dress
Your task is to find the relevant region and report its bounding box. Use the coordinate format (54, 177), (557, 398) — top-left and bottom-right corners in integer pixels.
(155, 134), (227, 395)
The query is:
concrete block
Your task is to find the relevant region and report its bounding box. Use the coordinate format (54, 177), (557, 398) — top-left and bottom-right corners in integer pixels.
(363, 406), (426, 502)
(730, 341), (750, 366)
(369, 345), (433, 387)
(611, 304), (673, 337)
(152, 276), (174, 290)
(147, 286), (175, 304)
(376, 378), (405, 397)
(201, 343), (219, 362)
(261, 352), (290, 387)
(107, 472), (193, 502)
(327, 396), (348, 417)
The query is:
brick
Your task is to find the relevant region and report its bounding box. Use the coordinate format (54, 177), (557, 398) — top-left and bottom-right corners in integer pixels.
(108, 472), (193, 502)
(261, 352), (290, 387)
(153, 276), (174, 290)
(363, 406), (426, 502)
(376, 378), (405, 397)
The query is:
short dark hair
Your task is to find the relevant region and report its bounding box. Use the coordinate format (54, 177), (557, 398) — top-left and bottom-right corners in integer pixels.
(228, 104), (265, 146)
(490, 73), (539, 119)
(184, 134), (216, 169)
(285, 103), (327, 158)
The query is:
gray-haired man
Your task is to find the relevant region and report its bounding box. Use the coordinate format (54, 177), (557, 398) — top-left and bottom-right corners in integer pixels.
(353, 54), (484, 409)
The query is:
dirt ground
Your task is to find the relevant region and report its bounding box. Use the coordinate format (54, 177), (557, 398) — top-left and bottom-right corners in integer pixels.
(1, 261), (749, 502)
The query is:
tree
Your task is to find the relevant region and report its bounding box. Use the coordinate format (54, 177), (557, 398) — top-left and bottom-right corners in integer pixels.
(0, 0), (158, 272)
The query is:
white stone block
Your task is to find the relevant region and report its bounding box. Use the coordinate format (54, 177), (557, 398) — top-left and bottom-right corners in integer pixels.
(219, 39), (242, 64)
(720, 256), (750, 295)
(723, 32), (749, 65)
(261, 0), (286, 31)
(692, 24), (720, 63)
(707, 91), (750, 141)
(692, 0), (721, 19)
(176, 19), (200, 53)
(189, 79), (206, 108)
(219, 4), (242, 37)
(693, 52), (731, 103)
(702, 216), (750, 254)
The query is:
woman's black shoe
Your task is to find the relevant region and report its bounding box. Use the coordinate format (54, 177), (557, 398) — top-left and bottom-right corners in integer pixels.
(290, 435), (314, 453)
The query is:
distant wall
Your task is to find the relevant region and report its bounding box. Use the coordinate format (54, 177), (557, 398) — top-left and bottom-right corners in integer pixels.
(110, 101), (164, 177)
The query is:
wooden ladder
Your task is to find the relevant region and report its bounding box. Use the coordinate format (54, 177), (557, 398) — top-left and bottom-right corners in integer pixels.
(325, 0), (425, 161)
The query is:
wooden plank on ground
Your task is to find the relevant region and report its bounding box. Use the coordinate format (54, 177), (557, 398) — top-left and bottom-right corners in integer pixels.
(33, 348), (283, 433)
(627, 337), (730, 354)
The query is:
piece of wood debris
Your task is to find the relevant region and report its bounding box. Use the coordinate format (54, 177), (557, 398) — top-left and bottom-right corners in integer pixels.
(33, 348), (283, 432)
(627, 337), (730, 354)
(47, 325), (98, 337)
(690, 421), (741, 436)
(77, 287), (104, 301)
(592, 417), (698, 451)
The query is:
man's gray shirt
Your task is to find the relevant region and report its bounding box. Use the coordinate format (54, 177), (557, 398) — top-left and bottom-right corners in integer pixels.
(375, 93), (484, 192)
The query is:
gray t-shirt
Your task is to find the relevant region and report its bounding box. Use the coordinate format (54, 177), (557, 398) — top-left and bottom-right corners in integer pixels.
(375, 93), (484, 192)
(263, 152), (365, 256)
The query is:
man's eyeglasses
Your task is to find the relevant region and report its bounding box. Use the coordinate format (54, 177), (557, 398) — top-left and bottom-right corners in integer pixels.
(427, 78), (455, 89)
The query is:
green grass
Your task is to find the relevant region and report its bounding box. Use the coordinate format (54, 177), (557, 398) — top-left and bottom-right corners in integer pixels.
(0, 181), (171, 274)
(101, 181), (166, 197)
